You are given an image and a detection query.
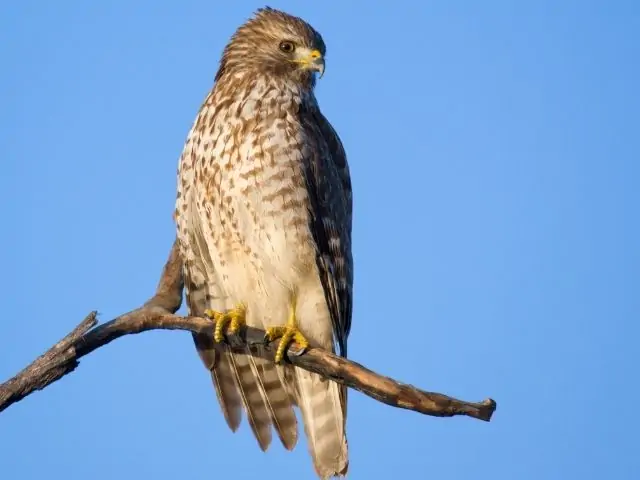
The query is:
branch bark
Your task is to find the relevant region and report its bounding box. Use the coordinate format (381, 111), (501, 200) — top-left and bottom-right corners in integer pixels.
(0, 239), (497, 422)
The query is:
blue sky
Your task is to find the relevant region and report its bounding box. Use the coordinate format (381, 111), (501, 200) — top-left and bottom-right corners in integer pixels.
(2, 1), (639, 479)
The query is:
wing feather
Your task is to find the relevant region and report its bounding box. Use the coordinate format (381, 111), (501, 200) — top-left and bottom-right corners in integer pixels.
(302, 107), (353, 358)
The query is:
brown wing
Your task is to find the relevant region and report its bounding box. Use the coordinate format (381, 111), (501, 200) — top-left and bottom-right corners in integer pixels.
(303, 107), (353, 358)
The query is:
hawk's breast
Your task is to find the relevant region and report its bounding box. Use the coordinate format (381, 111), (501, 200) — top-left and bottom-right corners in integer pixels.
(191, 78), (318, 287)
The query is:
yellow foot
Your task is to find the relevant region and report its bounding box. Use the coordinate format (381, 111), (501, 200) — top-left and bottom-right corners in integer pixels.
(204, 303), (246, 343)
(265, 325), (310, 363)
(264, 301), (309, 363)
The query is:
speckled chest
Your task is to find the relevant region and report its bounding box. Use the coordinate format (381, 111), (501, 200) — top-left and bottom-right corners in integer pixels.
(176, 75), (317, 248)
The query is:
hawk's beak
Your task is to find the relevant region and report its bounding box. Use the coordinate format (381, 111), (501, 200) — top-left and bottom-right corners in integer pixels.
(295, 48), (325, 78)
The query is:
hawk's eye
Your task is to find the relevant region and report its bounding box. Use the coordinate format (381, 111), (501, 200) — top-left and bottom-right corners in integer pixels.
(279, 41), (295, 53)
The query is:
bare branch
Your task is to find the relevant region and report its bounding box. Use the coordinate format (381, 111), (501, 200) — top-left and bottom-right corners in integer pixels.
(142, 238), (184, 313)
(0, 239), (497, 422)
(0, 312), (97, 409)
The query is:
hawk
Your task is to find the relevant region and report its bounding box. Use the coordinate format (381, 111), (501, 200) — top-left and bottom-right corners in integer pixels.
(174, 7), (353, 479)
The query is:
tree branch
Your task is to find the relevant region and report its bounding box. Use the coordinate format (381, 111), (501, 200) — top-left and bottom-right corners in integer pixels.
(0, 239), (497, 422)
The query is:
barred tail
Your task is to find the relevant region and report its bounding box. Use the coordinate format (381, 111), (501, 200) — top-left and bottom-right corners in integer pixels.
(226, 347), (273, 449)
(294, 368), (348, 479)
(193, 333), (242, 432)
(190, 319), (298, 451)
(249, 347), (298, 450)
(187, 279), (297, 451)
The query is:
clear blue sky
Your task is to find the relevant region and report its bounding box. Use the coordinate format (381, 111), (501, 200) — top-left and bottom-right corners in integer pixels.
(2, 1), (638, 479)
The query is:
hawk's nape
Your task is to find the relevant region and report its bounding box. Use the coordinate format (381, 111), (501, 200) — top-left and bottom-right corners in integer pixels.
(174, 7), (353, 479)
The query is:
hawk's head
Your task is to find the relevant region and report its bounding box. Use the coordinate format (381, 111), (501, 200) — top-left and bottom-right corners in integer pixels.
(216, 7), (327, 86)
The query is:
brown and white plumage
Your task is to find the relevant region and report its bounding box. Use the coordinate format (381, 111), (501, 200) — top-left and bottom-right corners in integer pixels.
(174, 7), (353, 479)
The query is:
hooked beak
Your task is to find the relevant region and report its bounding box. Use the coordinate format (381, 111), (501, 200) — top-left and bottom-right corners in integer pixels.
(294, 48), (325, 78)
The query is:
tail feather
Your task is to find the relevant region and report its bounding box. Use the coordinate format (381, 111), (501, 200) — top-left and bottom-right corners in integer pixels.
(227, 347), (273, 450)
(295, 368), (348, 479)
(193, 333), (242, 431)
(250, 348), (298, 450)
(183, 240), (297, 451)
(210, 351), (243, 431)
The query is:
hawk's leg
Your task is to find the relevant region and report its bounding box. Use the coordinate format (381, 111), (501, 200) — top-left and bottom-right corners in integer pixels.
(264, 296), (310, 363)
(204, 303), (247, 343)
